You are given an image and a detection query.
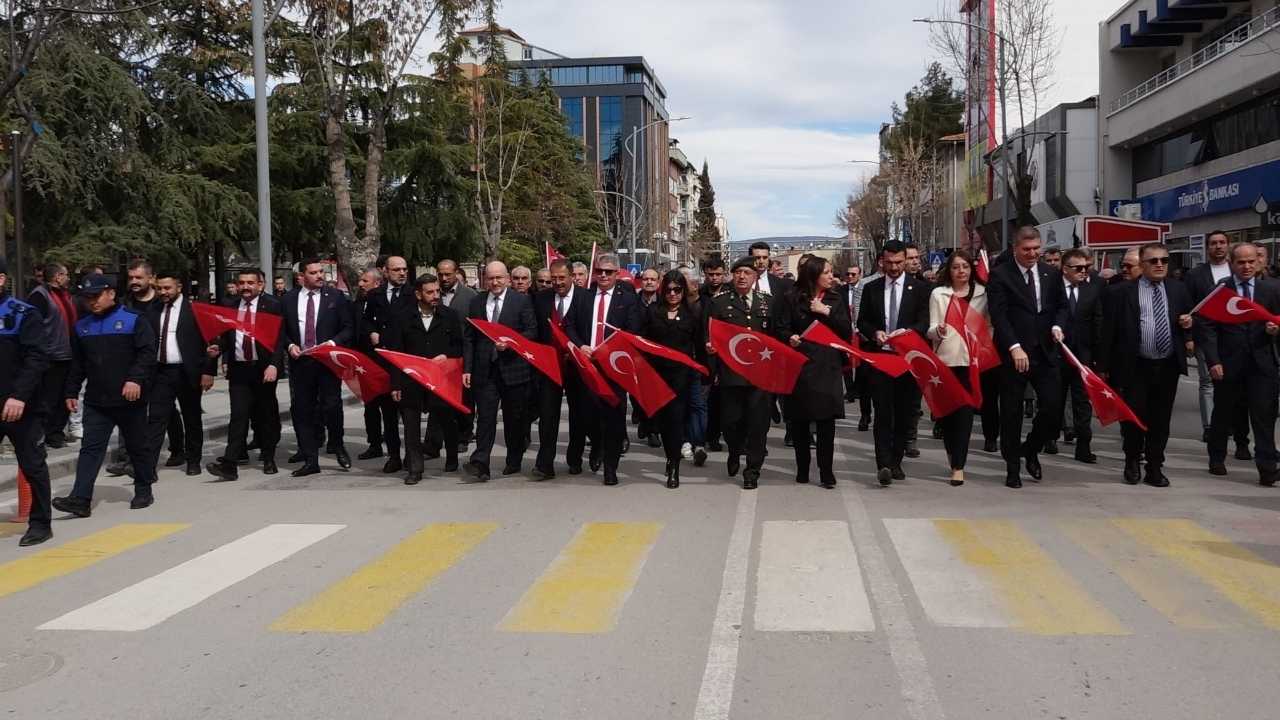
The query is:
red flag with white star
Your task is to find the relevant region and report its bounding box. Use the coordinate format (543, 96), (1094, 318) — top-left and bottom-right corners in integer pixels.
(1058, 339), (1147, 430)
(944, 295), (999, 408)
(593, 331), (675, 416)
(190, 301), (281, 351)
(707, 318), (808, 394)
(887, 329), (974, 418)
(800, 319), (909, 378)
(302, 345), (391, 402)
(467, 318), (563, 386)
(549, 320), (620, 406)
(375, 349), (470, 414)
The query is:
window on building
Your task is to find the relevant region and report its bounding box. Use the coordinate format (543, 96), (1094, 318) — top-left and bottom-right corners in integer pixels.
(588, 65), (623, 84)
(1133, 87), (1280, 183)
(599, 96), (623, 163)
(562, 97), (584, 139)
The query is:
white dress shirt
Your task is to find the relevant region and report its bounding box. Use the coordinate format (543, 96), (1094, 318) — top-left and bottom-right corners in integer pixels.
(234, 294), (260, 362)
(420, 310), (433, 334)
(158, 294), (184, 364)
(1210, 261), (1230, 284)
(755, 273), (775, 296)
(590, 288), (614, 347)
(1017, 261), (1042, 313)
(487, 289), (507, 323)
(555, 286), (576, 320)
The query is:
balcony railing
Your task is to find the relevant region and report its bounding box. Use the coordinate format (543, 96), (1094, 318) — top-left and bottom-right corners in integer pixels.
(1109, 4), (1280, 115)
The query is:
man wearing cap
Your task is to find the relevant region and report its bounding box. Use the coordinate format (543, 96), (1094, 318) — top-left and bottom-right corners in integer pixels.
(0, 260), (54, 545)
(54, 274), (158, 517)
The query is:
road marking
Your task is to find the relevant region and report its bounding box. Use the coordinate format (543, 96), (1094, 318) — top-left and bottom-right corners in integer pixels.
(39, 524), (344, 631)
(934, 519), (1127, 636)
(1061, 519), (1232, 629)
(693, 489), (756, 720)
(885, 519), (1009, 628)
(0, 523), (188, 600)
(499, 521), (662, 633)
(1114, 518), (1280, 629)
(271, 522), (498, 633)
(754, 520), (873, 632)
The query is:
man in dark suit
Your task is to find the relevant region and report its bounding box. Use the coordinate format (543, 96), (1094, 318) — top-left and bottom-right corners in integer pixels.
(462, 261), (538, 482)
(361, 255), (413, 472)
(282, 258), (354, 476)
(1057, 248), (1104, 463)
(532, 259), (591, 479)
(856, 241), (931, 485)
(384, 273), (464, 483)
(145, 273), (216, 476)
(1199, 242), (1280, 485)
(986, 226), (1070, 488)
(1184, 230), (1250, 452)
(578, 253), (642, 486)
(1098, 244), (1194, 487)
(205, 269), (285, 480)
(437, 258), (477, 451)
(699, 258), (730, 451)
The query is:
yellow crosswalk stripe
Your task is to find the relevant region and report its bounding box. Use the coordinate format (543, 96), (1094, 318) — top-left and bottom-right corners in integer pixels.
(500, 522), (662, 634)
(271, 522), (497, 633)
(1061, 519), (1233, 630)
(1114, 518), (1280, 629)
(0, 523), (188, 599)
(934, 519), (1128, 636)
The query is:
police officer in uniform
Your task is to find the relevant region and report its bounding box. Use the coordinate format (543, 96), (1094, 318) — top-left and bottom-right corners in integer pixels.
(706, 257), (773, 490)
(0, 261), (54, 546)
(53, 274), (158, 517)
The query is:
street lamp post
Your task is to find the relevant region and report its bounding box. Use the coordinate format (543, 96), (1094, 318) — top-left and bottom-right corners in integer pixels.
(593, 189), (646, 253)
(251, 0), (272, 279)
(623, 115), (689, 266)
(10, 130), (22, 296)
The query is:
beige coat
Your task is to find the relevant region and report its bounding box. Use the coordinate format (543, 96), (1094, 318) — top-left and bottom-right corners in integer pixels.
(926, 284), (991, 367)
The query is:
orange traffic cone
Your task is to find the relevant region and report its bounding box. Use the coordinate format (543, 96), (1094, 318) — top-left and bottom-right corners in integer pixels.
(15, 469), (31, 523)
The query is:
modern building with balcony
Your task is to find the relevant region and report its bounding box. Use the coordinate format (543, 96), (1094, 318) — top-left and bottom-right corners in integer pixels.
(668, 140), (700, 266)
(1099, 0), (1280, 252)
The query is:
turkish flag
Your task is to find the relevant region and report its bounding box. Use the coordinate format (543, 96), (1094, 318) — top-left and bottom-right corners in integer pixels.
(593, 331), (675, 416)
(302, 345), (391, 402)
(975, 248), (990, 283)
(1192, 283), (1280, 325)
(467, 318), (563, 386)
(191, 302), (281, 351)
(800, 319), (909, 378)
(1058, 340), (1146, 430)
(707, 318), (808, 394)
(588, 242), (598, 274)
(605, 326), (709, 376)
(375, 349), (470, 414)
(549, 320), (621, 406)
(545, 242), (567, 270)
(944, 295), (999, 408)
(887, 329), (974, 418)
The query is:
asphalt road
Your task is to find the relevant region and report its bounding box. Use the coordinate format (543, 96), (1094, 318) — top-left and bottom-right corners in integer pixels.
(3, 373), (1280, 720)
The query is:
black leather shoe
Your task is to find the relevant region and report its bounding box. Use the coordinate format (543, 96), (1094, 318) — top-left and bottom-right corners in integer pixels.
(45, 435), (66, 449)
(857, 420), (870, 432)
(358, 446), (384, 461)
(983, 439), (998, 453)
(1236, 446), (1254, 461)
(1123, 458), (1141, 484)
(263, 459), (278, 475)
(206, 462), (239, 481)
(1043, 440), (1059, 455)
(52, 495), (91, 518)
(621, 437), (630, 454)
(566, 464), (583, 475)
(19, 525), (52, 546)
(891, 465), (906, 481)
(502, 464), (521, 476)
(531, 467), (555, 481)
(693, 448), (707, 467)
(185, 463), (201, 477)
(1261, 468), (1280, 487)
(1143, 470), (1170, 488)
(1023, 452), (1042, 481)
(130, 491), (154, 510)
(727, 455), (740, 477)
(287, 451), (304, 464)
(588, 453), (602, 473)
(665, 461), (680, 489)
(1208, 462), (1228, 476)
(1075, 450), (1098, 464)
(462, 461), (489, 482)
(647, 434), (661, 448)
(335, 448), (351, 470)
(165, 454), (186, 468)
(404, 473), (422, 486)
(1062, 430), (1075, 443)
(603, 472), (619, 486)
(291, 463), (321, 477)
(742, 469), (759, 490)
(382, 457), (403, 474)
(877, 467), (893, 486)
(820, 476), (836, 489)
(443, 460), (459, 473)
(795, 470), (810, 484)
(247, 439), (261, 451)
(707, 440), (723, 452)
(105, 461), (129, 477)
(1006, 475), (1023, 489)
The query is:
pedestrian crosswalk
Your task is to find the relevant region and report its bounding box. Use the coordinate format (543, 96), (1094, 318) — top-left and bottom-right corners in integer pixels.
(5, 515), (1280, 638)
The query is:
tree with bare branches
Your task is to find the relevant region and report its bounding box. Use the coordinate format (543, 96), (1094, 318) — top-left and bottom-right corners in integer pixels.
(836, 174), (891, 257)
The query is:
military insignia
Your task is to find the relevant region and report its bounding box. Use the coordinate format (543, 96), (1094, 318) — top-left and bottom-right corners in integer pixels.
(114, 320), (124, 330)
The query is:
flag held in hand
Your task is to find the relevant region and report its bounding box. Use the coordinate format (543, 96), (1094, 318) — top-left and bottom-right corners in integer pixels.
(549, 321), (620, 406)
(302, 345), (390, 403)
(191, 302), (281, 351)
(887, 329), (974, 418)
(605, 325), (709, 376)
(799, 319), (909, 378)
(1058, 340), (1146, 430)
(708, 318), (808, 395)
(375, 349), (471, 414)
(1192, 283), (1280, 325)
(467, 318), (563, 386)
(594, 332), (674, 416)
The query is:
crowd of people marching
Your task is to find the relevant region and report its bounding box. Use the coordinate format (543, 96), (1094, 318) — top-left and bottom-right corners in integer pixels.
(4, 225), (1279, 548)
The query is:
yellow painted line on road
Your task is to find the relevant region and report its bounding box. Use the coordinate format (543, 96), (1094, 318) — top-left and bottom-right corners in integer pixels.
(934, 519), (1128, 636)
(1115, 518), (1280, 629)
(1061, 519), (1231, 630)
(271, 522), (497, 633)
(0, 523), (188, 599)
(500, 522), (662, 634)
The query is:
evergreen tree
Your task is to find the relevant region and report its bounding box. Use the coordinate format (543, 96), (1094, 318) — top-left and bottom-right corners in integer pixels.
(886, 62), (964, 152)
(689, 161), (721, 259)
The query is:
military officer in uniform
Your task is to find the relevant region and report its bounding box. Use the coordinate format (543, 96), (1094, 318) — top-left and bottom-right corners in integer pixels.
(706, 256), (773, 490)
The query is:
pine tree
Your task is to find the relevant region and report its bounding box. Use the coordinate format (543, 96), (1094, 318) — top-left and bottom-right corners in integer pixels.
(689, 161), (721, 259)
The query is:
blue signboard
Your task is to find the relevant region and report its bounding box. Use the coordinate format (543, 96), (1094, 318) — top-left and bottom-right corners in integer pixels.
(625, 263), (642, 275)
(927, 250), (947, 268)
(1139, 159), (1280, 222)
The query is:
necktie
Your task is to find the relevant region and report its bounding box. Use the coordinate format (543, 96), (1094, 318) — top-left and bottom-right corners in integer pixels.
(1068, 285), (1078, 316)
(1243, 280), (1252, 301)
(556, 295), (566, 322)
(391, 286), (399, 302)
(159, 301), (173, 362)
(888, 280), (899, 332)
(304, 291), (317, 349)
(241, 300), (255, 362)
(595, 291), (607, 344)
(1151, 283), (1171, 357)
(490, 294), (500, 322)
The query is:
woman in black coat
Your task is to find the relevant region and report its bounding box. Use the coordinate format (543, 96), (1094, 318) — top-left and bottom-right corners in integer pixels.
(776, 256), (852, 488)
(640, 270), (705, 489)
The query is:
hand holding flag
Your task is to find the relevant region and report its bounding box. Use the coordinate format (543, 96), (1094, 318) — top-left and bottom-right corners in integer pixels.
(604, 324), (709, 376)
(375, 349), (470, 414)
(593, 332), (674, 415)
(549, 321), (620, 406)
(1192, 283), (1280, 325)
(887, 329), (975, 417)
(302, 345), (390, 402)
(708, 318), (808, 394)
(467, 318), (563, 386)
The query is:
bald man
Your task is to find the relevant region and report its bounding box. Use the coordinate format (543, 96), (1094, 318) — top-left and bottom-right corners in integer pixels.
(461, 261), (538, 482)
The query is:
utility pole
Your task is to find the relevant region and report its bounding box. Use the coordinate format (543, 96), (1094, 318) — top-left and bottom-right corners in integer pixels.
(998, 40), (1011, 252)
(10, 130), (23, 297)
(252, 0), (273, 279)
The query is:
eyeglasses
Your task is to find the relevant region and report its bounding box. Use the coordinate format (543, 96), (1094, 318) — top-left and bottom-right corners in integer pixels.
(1065, 264), (1088, 271)
(663, 286), (683, 294)
(595, 268), (617, 275)
(1143, 257), (1170, 266)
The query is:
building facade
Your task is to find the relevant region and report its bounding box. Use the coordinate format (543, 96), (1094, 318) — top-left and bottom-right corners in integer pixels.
(668, 140), (700, 265)
(1099, 0), (1280, 255)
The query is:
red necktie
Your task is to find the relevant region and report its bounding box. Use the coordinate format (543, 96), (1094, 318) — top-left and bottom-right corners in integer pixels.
(304, 291), (317, 349)
(240, 300), (255, 361)
(595, 291), (607, 345)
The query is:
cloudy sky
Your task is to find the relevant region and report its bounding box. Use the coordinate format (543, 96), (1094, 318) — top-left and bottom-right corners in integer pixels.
(493, 0), (1119, 241)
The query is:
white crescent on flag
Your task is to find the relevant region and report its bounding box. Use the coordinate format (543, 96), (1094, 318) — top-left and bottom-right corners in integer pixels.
(608, 350), (636, 379)
(904, 350), (943, 386)
(727, 333), (760, 365)
(1225, 296), (1249, 315)
(327, 349), (366, 376)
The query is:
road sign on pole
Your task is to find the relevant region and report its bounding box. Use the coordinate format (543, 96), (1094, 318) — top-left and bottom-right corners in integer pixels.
(626, 263), (642, 275)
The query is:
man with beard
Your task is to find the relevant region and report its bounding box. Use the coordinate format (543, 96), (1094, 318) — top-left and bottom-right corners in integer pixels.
(145, 272), (216, 477)
(436, 258), (476, 452)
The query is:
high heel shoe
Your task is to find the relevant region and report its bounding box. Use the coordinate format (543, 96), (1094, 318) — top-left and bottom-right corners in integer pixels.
(665, 460), (680, 489)
(950, 469), (965, 486)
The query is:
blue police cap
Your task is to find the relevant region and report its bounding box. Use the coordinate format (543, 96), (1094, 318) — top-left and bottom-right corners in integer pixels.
(78, 274), (113, 296)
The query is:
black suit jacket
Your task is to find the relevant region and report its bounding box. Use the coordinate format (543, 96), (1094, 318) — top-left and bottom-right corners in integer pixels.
(215, 293), (285, 373)
(1184, 262), (1229, 304)
(533, 287), (591, 347)
(364, 283), (414, 345)
(1098, 278), (1192, 387)
(1062, 278), (1104, 365)
(148, 296), (217, 384)
(1196, 275), (1280, 380)
(584, 284), (643, 345)
(383, 303), (464, 409)
(463, 289), (538, 385)
(856, 275), (930, 353)
(986, 260), (1070, 364)
(282, 286), (354, 350)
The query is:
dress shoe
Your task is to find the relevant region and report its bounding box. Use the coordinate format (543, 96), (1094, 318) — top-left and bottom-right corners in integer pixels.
(1143, 470), (1170, 488)
(1005, 475), (1023, 489)
(52, 495), (91, 518)
(742, 469), (759, 490)
(891, 465), (906, 481)
(291, 463), (321, 477)
(1043, 440), (1059, 455)
(857, 419), (870, 432)
(819, 476), (836, 489)
(531, 467), (555, 481)
(693, 448), (707, 467)
(106, 461), (130, 477)
(263, 459), (279, 475)
(502, 464), (521, 476)
(904, 444), (920, 459)
(205, 461), (239, 481)
(603, 472), (619, 486)
(877, 467), (893, 486)
(382, 457), (403, 474)
(130, 491), (154, 510)
(1235, 446), (1254, 461)
(1062, 429), (1075, 443)
(1074, 450), (1098, 464)
(1260, 468), (1280, 487)
(665, 461), (680, 489)
(1023, 451), (1042, 481)
(795, 467), (810, 484)
(983, 439), (998, 453)
(443, 460), (459, 473)
(621, 437), (630, 454)
(589, 455), (602, 473)
(45, 435), (66, 449)
(185, 463), (201, 477)
(165, 454), (186, 468)
(335, 448), (352, 470)
(647, 434), (661, 448)
(247, 439), (261, 451)
(950, 469), (965, 487)
(1123, 458), (1142, 484)
(707, 440), (724, 452)
(287, 451), (304, 464)
(19, 525), (52, 547)
(726, 455), (740, 477)
(358, 446), (384, 460)
(1208, 462), (1228, 476)
(567, 464), (583, 475)
(404, 473), (422, 486)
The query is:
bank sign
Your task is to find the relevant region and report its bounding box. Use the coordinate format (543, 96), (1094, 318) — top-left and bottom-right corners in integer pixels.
(1139, 159), (1280, 222)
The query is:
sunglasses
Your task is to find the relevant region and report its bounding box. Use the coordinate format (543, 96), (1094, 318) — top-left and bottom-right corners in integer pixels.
(595, 268), (617, 275)
(1144, 257), (1170, 266)
(1065, 264), (1088, 271)
(664, 286), (683, 294)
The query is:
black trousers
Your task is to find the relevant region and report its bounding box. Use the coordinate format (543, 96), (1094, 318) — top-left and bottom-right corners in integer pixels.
(592, 384), (628, 476)
(794, 418), (835, 482)
(1119, 357), (1182, 470)
(289, 358), (343, 464)
(147, 365), (203, 466)
(73, 403), (155, 500)
(853, 364), (873, 422)
(719, 385), (769, 471)
(2, 413), (50, 527)
(979, 370), (1000, 444)
(402, 404), (457, 475)
(225, 363), (280, 463)
(1209, 361), (1278, 470)
(998, 355), (1061, 473)
(535, 372), (590, 471)
(655, 374), (690, 464)
(40, 360), (71, 439)
(470, 368), (528, 472)
(1058, 362), (1094, 449)
(940, 366), (976, 470)
(363, 393), (401, 456)
(868, 367), (919, 468)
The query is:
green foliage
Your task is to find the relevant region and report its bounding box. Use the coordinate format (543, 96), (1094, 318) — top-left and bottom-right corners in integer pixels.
(886, 62), (964, 154)
(690, 161), (721, 253)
